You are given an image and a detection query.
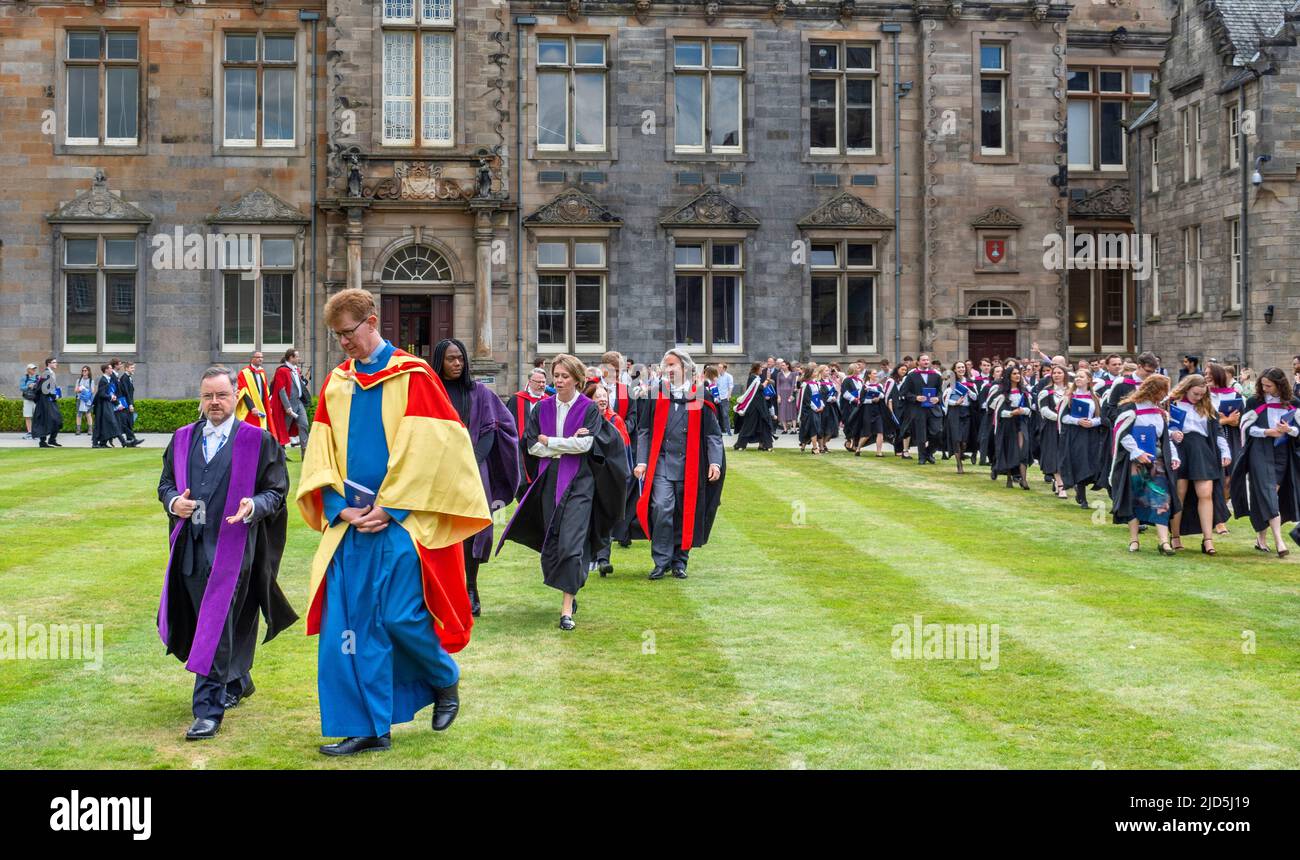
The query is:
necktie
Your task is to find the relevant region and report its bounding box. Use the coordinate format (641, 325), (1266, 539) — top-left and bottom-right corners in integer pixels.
(204, 430), (226, 464)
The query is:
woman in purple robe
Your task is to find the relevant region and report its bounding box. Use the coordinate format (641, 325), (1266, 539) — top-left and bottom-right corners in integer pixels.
(432, 339), (520, 617)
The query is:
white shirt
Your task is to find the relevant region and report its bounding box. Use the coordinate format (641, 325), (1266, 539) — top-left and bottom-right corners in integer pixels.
(1248, 395), (1300, 438)
(529, 394), (595, 458)
(1171, 401), (1232, 460)
(167, 414), (254, 522)
(1120, 401), (1179, 466)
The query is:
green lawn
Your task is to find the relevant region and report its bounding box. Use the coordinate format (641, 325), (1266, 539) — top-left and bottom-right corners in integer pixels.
(1, 445), (1297, 769)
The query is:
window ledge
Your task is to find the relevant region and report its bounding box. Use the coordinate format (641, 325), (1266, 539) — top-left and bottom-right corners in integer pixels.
(801, 153), (888, 166)
(666, 153), (755, 165)
(1176, 312), (1203, 321)
(1145, 315), (1162, 324)
(54, 143), (147, 157)
(215, 144), (307, 158)
(1221, 309), (1242, 320)
(530, 152), (617, 164)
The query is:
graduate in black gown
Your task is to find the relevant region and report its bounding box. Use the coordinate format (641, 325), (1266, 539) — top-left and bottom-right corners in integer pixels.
(941, 361), (975, 473)
(885, 364), (909, 458)
(31, 358), (64, 448)
(839, 362), (865, 452)
(975, 364), (1001, 466)
(588, 378), (634, 576)
(1036, 364), (1070, 497)
(1096, 353), (1158, 490)
(899, 354), (944, 465)
(733, 362), (775, 451)
(990, 365), (1033, 489)
(433, 339), (520, 617)
(1206, 362), (1244, 533)
(1166, 374), (1232, 553)
(497, 354), (629, 630)
(797, 365), (826, 454)
(91, 363), (134, 448)
(157, 366), (296, 739)
(1228, 367), (1300, 557)
(855, 368), (888, 457)
(1108, 374), (1181, 555)
(1058, 369), (1105, 508)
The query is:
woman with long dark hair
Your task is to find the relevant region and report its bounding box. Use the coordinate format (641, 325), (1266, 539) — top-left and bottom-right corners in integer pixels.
(990, 365), (1033, 489)
(942, 360), (974, 474)
(432, 338), (520, 616)
(1229, 367), (1299, 558)
(1206, 362), (1243, 534)
(733, 361), (775, 451)
(1037, 364), (1070, 498)
(1167, 374), (1232, 554)
(74, 365), (95, 436)
(885, 363), (909, 458)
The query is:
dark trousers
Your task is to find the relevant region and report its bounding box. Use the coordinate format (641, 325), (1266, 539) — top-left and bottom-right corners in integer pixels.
(649, 472), (689, 571)
(717, 401), (732, 434)
(192, 672), (251, 721)
(908, 406), (942, 460)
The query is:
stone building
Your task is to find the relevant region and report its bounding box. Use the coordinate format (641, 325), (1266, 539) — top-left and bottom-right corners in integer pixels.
(2, 0), (1182, 398)
(1129, 0), (1300, 370)
(1, 0), (326, 398)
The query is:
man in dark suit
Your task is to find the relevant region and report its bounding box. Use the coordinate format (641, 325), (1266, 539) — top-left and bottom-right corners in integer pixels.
(899, 353), (944, 464)
(633, 349), (725, 579)
(157, 366), (297, 740)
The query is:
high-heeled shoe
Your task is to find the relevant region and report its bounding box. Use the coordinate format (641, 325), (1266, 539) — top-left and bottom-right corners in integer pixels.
(1158, 542), (1176, 556)
(1254, 542), (1271, 553)
(1128, 540), (1141, 553)
(1019, 478), (1031, 490)
(1201, 538), (1216, 555)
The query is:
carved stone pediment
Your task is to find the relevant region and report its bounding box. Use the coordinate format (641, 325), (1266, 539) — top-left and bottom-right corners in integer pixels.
(1069, 183), (1131, 219)
(660, 188), (760, 229)
(970, 205), (1024, 229)
(207, 188), (309, 224)
(797, 192), (894, 229)
(364, 160), (483, 202)
(525, 188), (622, 226)
(47, 170), (153, 225)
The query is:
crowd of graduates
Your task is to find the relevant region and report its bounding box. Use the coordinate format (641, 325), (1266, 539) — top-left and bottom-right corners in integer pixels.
(728, 348), (1300, 558)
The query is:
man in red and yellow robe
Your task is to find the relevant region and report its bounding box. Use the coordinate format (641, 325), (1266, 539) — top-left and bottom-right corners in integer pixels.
(298, 291), (490, 756)
(235, 353), (269, 429)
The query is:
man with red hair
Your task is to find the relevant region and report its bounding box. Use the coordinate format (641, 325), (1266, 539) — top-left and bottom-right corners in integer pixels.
(297, 288), (490, 756)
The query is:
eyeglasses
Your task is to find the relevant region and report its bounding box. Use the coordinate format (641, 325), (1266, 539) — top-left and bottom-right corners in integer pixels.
(330, 319), (370, 341)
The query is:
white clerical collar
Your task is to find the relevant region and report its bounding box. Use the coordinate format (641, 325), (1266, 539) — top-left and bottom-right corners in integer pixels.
(206, 414), (236, 436)
(556, 391), (576, 405)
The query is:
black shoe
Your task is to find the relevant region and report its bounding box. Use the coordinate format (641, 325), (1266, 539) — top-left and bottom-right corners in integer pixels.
(672, 568), (688, 579)
(617, 540), (632, 549)
(648, 568), (666, 580)
(38, 441), (50, 448)
(222, 680), (255, 710)
(598, 561), (613, 577)
(559, 614), (576, 631)
(1291, 525), (1300, 549)
(468, 588), (481, 618)
(127, 439), (143, 447)
(319, 734), (391, 756)
(185, 718), (220, 740)
(431, 682), (459, 731)
(50, 440), (63, 447)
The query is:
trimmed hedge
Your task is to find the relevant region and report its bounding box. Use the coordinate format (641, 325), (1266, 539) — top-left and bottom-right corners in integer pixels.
(0, 395), (201, 433)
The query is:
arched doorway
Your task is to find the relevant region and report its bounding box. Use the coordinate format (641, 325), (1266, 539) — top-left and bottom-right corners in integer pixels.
(378, 245), (454, 359)
(967, 299), (1018, 363)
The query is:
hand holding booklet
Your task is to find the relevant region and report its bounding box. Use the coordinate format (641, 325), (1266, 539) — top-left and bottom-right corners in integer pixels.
(1276, 410), (1296, 447)
(1132, 425), (1158, 459)
(1168, 404), (1187, 432)
(343, 478), (377, 509)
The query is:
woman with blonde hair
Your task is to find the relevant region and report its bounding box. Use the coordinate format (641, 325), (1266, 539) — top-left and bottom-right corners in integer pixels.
(796, 364), (827, 454)
(1108, 374), (1181, 555)
(1167, 374), (1232, 554)
(1058, 368), (1105, 508)
(498, 353), (630, 630)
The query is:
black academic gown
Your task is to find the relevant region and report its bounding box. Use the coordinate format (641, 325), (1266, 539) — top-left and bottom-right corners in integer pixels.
(502, 399), (629, 594)
(1229, 397), (1300, 532)
(157, 420), (297, 686)
(629, 388), (726, 549)
(31, 371), (63, 440)
(1108, 406), (1182, 525)
(91, 375), (122, 445)
(990, 388), (1033, 476)
(506, 391), (544, 501)
(119, 372), (137, 436)
(734, 374), (775, 450)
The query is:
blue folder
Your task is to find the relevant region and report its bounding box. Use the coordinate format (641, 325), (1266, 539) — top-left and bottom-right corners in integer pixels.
(1276, 410), (1296, 447)
(1069, 399), (1091, 420)
(1218, 398), (1243, 417)
(1169, 404), (1188, 432)
(922, 387), (937, 402)
(1132, 425), (1158, 458)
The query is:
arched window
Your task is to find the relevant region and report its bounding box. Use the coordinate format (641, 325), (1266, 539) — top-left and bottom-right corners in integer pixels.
(968, 298), (1016, 318)
(381, 245), (452, 282)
